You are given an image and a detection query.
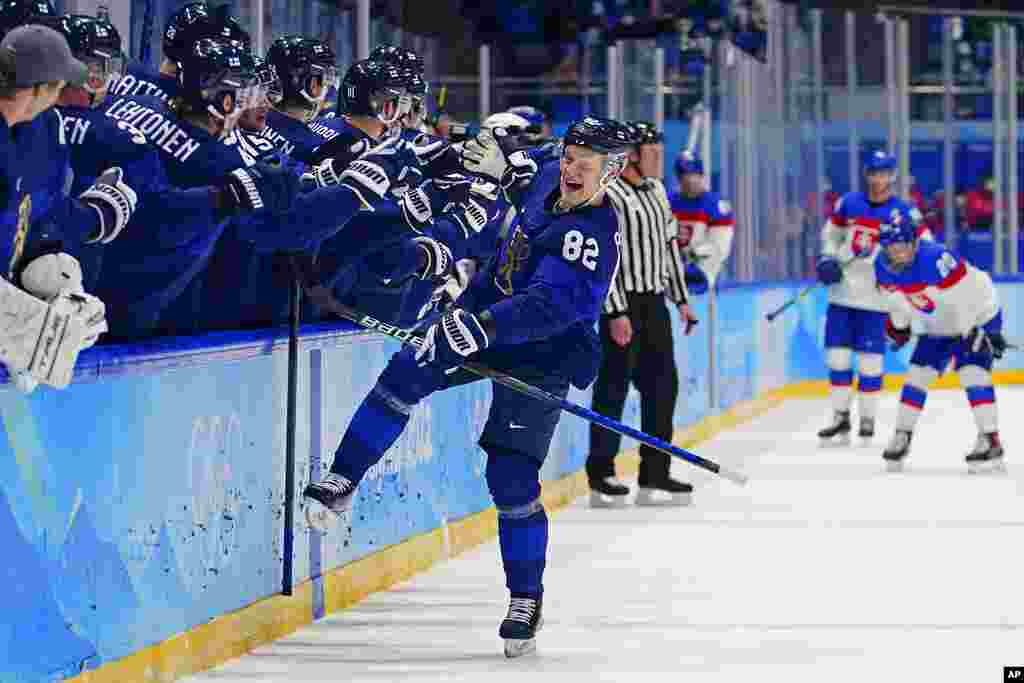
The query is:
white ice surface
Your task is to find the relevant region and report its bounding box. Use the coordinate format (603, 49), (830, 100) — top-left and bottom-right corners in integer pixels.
(186, 389), (1024, 683)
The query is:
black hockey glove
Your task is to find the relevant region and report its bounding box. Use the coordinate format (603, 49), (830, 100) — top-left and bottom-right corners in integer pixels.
(220, 156), (300, 215)
(966, 327), (1007, 360)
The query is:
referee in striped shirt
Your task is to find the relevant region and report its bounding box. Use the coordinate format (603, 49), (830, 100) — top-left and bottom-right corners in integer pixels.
(588, 121), (698, 508)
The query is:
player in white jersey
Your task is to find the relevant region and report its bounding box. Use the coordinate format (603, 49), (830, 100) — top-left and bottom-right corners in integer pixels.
(816, 151), (926, 444)
(875, 216), (1007, 473)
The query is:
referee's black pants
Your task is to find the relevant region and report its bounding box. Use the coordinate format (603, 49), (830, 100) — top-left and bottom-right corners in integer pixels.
(588, 292), (680, 486)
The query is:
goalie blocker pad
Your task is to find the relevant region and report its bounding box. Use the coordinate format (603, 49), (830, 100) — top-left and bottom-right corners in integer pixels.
(0, 277), (88, 389)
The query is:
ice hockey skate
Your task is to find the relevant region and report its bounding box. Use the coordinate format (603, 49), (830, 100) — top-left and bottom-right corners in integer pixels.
(818, 410), (852, 445)
(499, 595), (543, 658)
(635, 477), (693, 506)
(966, 432), (1006, 474)
(882, 429), (912, 472)
(589, 476), (630, 508)
(303, 473), (357, 532)
(859, 416), (875, 440)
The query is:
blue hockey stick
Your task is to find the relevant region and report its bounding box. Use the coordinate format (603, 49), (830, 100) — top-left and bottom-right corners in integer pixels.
(312, 289), (749, 486)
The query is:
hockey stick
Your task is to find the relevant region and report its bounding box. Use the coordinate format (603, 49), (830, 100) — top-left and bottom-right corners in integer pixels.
(685, 104), (705, 155)
(310, 288), (748, 486)
(765, 257), (855, 322)
(764, 283), (817, 322)
(281, 273), (301, 594)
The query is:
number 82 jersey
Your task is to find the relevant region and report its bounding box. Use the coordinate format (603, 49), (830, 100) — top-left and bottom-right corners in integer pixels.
(470, 159), (622, 348)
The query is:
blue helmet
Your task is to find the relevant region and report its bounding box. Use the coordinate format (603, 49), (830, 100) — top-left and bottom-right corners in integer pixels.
(563, 116), (634, 155)
(864, 150), (897, 174)
(507, 105), (547, 130)
(879, 209), (916, 247)
(675, 150), (704, 176)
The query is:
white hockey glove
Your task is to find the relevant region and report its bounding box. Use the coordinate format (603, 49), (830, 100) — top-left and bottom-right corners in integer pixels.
(79, 167), (138, 244)
(460, 128), (509, 181)
(412, 236), (453, 281)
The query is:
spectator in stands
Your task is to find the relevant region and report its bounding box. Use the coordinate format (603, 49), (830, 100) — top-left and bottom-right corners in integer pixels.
(806, 177), (839, 222)
(963, 175), (995, 231)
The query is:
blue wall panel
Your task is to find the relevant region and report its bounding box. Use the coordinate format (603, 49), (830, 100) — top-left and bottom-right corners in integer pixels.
(3, 282), (1023, 680)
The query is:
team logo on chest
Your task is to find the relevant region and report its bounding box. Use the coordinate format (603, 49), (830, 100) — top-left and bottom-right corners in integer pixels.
(496, 227), (531, 295)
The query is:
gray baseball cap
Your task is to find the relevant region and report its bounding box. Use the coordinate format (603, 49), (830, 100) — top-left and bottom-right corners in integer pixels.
(1, 24), (88, 88)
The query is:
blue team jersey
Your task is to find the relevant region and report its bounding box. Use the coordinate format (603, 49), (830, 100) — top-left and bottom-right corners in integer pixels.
(307, 115), (373, 164)
(108, 62), (178, 101)
(875, 238), (964, 293)
(306, 113), (345, 146)
(830, 191), (923, 256)
(469, 159), (621, 354)
(0, 109), (103, 279)
(259, 110), (326, 164)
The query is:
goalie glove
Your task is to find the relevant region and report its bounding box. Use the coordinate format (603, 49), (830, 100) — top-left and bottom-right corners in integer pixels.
(20, 253), (107, 348)
(0, 277), (101, 389)
(80, 167), (138, 244)
(412, 236), (453, 281)
(415, 308), (492, 369)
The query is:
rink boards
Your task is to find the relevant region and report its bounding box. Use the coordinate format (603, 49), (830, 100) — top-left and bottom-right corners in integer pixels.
(1, 280), (1021, 682)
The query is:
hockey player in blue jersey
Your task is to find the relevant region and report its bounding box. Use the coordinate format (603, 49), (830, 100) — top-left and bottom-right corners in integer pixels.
(875, 217), (1007, 473)
(303, 116), (634, 657)
(816, 151), (929, 443)
(301, 61), (457, 299)
(105, 39), (414, 335)
(110, 1), (249, 101)
(48, 15), (303, 339)
(236, 56), (277, 134)
(259, 35), (339, 162)
(0, 23), (140, 391)
(0, 4), (139, 260)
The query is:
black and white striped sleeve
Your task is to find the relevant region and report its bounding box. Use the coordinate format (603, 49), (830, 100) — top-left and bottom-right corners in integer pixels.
(664, 234), (689, 305)
(603, 187), (630, 316)
(657, 181), (689, 304)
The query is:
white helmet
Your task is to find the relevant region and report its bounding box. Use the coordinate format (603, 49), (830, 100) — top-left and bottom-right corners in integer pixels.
(481, 112), (530, 131)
